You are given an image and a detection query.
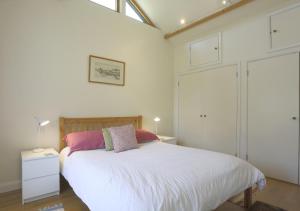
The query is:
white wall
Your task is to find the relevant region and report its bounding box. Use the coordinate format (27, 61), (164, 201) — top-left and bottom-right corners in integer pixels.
(0, 0), (173, 192)
(171, 0), (300, 158)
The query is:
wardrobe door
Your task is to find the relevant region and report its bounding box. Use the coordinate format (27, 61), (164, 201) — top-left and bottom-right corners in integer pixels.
(248, 53), (299, 184)
(179, 72), (205, 148)
(179, 65), (238, 155)
(200, 65), (238, 155)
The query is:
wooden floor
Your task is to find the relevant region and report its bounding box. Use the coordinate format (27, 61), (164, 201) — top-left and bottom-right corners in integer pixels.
(0, 178), (299, 211)
(253, 179), (300, 211)
(0, 188), (89, 211)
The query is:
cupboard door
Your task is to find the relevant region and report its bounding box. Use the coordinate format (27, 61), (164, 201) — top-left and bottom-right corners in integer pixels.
(188, 34), (220, 68)
(201, 65), (238, 155)
(179, 72), (205, 148)
(248, 53), (299, 184)
(270, 4), (300, 50)
(179, 65), (238, 155)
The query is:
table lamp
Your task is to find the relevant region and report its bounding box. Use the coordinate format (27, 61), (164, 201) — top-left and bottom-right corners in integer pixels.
(154, 117), (160, 135)
(33, 117), (50, 153)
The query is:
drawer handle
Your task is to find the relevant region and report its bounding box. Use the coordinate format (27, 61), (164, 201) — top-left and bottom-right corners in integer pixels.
(272, 29), (279, 33)
(214, 47), (218, 50)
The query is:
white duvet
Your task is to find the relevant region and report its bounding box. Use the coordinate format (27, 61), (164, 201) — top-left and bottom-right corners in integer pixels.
(60, 142), (265, 211)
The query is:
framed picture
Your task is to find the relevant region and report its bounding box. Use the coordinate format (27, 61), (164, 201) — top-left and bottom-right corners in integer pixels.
(89, 55), (125, 86)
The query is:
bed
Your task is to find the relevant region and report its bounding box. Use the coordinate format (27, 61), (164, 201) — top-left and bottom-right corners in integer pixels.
(59, 116), (265, 211)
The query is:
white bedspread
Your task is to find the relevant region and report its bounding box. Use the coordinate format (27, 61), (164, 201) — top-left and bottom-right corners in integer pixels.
(60, 142), (265, 211)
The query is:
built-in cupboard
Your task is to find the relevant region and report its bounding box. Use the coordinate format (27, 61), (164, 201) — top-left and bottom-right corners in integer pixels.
(178, 64), (239, 156)
(178, 2), (300, 185)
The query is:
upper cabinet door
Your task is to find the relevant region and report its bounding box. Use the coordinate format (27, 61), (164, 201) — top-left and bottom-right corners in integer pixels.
(270, 3), (300, 51)
(188, 33), (221, 69)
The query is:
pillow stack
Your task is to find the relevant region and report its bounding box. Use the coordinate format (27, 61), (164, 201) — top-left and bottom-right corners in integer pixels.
(65, 125), (159, 155)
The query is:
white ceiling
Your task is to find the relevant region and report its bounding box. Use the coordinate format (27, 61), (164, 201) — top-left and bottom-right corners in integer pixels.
(136, 0), (241, 34)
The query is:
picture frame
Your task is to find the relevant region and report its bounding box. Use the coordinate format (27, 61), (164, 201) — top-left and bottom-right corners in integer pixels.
(88, 55), (125, 86)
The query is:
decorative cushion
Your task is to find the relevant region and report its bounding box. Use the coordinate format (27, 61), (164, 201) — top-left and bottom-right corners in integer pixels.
(136, 129), (159, 143)
(102, 128), (114, 151)
(109, 124), (138, 153)
(65, 131), (105, 155)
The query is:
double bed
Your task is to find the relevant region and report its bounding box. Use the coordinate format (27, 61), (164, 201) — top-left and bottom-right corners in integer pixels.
(59, 116), (265, 211)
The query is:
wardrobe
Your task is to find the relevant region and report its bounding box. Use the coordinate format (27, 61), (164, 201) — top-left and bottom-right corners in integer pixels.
(178, 64), (238, 156)
(179, 53), (300, 184)
(178, 2), (300, 184)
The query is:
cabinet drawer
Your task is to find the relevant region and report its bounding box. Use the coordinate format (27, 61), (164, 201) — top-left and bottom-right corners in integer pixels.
(23, 174), (59, 200)
(22, 157), (59, 180)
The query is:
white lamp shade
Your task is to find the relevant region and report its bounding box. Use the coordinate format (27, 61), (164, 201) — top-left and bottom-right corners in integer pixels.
(39, 120), (50, 127)
(34, 118), (50, 153)
(154, 117), (161, 122)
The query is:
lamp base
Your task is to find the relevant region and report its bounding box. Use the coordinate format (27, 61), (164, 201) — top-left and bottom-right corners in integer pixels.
(32, 148), (45, 153)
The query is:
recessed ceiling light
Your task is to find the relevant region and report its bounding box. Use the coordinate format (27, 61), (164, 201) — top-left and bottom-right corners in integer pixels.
(180, 19), (186, 25)
(222, 0), (232, 5)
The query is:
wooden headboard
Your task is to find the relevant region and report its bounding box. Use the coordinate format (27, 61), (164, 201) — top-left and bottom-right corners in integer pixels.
(59, 116), (142, 151)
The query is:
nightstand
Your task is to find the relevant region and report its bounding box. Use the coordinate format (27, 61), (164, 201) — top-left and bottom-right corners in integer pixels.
(21, 148), (60, 204)
(158, 136), (177, 145)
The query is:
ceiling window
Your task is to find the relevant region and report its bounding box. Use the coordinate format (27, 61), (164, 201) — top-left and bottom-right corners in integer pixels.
(125, 0), (145, 23)
(89, 0), (155, 27)
(89, 0), (117, 11)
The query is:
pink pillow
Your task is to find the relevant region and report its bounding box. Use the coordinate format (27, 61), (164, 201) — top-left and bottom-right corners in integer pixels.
(65, 131), (105, 155)
(136, 129), (159, 143)
(109, 124), (138, 153)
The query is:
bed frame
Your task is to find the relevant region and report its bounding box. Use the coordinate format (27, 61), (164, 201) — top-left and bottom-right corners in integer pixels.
(58, 115), (252, 209)
(59, 115), (142, 151)
(244, 187), (252, 209)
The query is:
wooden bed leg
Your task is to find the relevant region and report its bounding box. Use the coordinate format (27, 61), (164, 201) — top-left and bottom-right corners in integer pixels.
(244, 187), (252, 209)
(60, 174), (70, 193)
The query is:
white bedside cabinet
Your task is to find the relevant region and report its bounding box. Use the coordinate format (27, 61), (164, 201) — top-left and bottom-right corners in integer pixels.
(158, 136), (177, 145)
(21, 148), (59, 204)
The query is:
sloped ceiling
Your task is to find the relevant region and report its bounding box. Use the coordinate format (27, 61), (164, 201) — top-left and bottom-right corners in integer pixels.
(136, 0), (241, 33)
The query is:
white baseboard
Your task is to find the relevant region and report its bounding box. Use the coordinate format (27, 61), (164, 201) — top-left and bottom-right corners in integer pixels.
(0, 180), (21, 193)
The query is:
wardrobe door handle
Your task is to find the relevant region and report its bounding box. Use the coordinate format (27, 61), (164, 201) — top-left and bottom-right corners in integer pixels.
(292, 117), (297, 120)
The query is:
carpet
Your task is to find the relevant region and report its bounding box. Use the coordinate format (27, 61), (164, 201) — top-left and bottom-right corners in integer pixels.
(38, 203), (64, 211)
(250, 201), (287, 211)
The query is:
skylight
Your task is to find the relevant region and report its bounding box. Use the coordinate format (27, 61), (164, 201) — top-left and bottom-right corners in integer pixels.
(125, 1), (144, 23)
(89, 0), (154, 26)
(89, 0), (116, 11)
